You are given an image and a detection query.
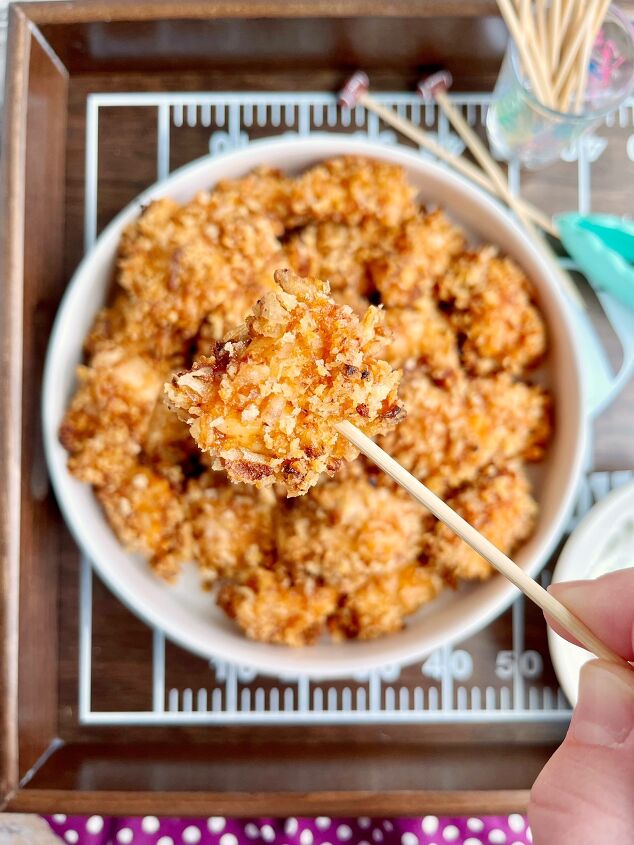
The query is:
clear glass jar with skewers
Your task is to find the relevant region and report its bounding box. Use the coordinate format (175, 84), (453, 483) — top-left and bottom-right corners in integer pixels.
(487, 3), (634, 168)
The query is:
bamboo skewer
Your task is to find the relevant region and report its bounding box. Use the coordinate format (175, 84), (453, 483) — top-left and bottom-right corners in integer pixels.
(418, 72), (584, 307)
(536, 0), (548, 59)
(338, 74), (557, 237)
(548, 0), (562, 74)
(554, 7), (596, 98)
(338, 420), (631, 670)
(497, 0), (553, 105)
(498, 0), (612, 114)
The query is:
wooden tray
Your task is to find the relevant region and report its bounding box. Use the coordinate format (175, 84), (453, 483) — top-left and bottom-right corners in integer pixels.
(2, 0), (634, 816)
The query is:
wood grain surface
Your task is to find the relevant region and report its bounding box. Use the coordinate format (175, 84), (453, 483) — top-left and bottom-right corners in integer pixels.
(1, 1), (633, 815)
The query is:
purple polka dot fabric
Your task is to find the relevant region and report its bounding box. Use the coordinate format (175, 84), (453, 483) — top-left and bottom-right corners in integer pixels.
(45, 814), (532, 845)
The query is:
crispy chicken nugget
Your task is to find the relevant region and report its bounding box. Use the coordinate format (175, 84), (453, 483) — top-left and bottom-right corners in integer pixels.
(288, 156), (417, 228)
(143, 398), (201, 486)
(187, 473), (277, 585)
(423, 463), (538, 581)
(276, 475), (430, 592)
(379, 371), (551, 496)
(383, 296), (461, 379)
(218, 565), (338, 646)
(437, 246), (547, 375)
(60, 346), (168, 487)
(117, 197), (285, 352)
(285, 219), (381, 298)
(369, 210), (466, 307)
(97, 466), (191, 581)
(165, 269), (404, 496)
(329, 564), (443, 641)
(204, 166), (292, 227)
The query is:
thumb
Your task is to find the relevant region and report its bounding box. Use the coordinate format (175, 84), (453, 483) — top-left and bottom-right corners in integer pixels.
(529, 660), (634, 845)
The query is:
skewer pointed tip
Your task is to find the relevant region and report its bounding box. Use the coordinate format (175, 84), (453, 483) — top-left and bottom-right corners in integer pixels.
(339, 71), (370, 108)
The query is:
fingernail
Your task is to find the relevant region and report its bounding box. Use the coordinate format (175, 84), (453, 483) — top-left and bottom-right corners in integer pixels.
(571, 661), (634, 747)
(549, 579), (591, 609)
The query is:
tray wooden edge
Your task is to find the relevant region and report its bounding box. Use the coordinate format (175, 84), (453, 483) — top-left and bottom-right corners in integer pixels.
(18, 0), (500, 25)
(0, 3), (32, 808)
(5, 788), (530, 816)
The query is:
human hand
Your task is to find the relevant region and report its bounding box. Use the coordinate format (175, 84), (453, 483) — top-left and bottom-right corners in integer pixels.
(528, 569), (634, 844)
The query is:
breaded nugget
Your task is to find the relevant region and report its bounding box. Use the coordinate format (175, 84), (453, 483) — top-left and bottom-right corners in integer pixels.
(380, 371), (551, 495)
(423, 463), (538, 581)
(329, 564), (443, 640)
(193, 250), (285, 353)
(218, 565), (338, 646)
(383, 296), (461, 379)
(165, 270), (404, 496)
(97, 465), (191, 580)
(370, 210), (465, 307)
(276, 475), (430, 592)
(204, 166), (292, 227)
(285, 219), (380, 298)
(289, 156), (417, 228)
(118, 197), (284, 352)
(187, 473), (277, 585)
(62, 157), (554, 646)
(437, 246), (547, 375)
(60, 347), (168, 487)
(143, 399), (201, 486)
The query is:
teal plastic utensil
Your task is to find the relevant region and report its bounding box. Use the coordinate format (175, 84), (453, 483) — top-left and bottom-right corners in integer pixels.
(556, 213), (634, 310)
(554, 213), (634, 417)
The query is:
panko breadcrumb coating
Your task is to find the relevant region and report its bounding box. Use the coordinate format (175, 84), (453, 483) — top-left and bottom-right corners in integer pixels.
(285, 220), (380, 298)
(187, 474), (277, 585)
(383, 296), (461, 378)
(369, 210), (465, 307)
(60, 346), (168, 487)
(218, 566), (338, 647)
(422, 463), (538, 581)
(437, 246), (547, 375)
(61, 156), (553, 646)
(276, 475), (431, 592)
(288, 156), (417, 228)
(380, 370), (550, 496)
(165, 269), (404, 496)
(329, 564), (443, 641)
(97, 466), (191, 580)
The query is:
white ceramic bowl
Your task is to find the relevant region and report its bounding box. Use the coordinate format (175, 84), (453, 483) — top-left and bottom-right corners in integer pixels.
(43, 135), (587, 679)
(549, 479), (634, 706)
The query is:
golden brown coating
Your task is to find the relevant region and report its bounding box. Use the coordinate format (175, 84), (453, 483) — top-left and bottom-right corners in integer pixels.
(379, 371), (551, 496)
(437, 246), (547, 375)
(60, 346), (168, 487)
(61, 156), (553, 646)
(165, 269), (404, 496)
(423, 463), (538, 581)
(383, 296), (461, 379)
(285, 220), (379, 298)
(288, 156), (417, 228)
(276, 475), (430, 592)
(117, 196), (286, 356)
(187, 474), (277, 585)
(205, 166), (292, 227)
(143, 398), (201, 486)
(97, 466), (191, 580)
(369, 210), (466, 307)
(218, 566), (338, 647)
(329, 564), (443, 641)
